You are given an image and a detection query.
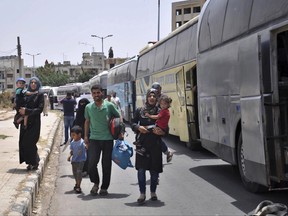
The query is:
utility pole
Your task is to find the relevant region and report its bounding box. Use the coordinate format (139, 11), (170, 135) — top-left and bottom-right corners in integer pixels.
(158, 0), (160, 41)
(17, 37), (22, 77)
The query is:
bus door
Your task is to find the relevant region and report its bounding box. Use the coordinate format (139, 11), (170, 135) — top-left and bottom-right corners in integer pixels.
(175, 67), (191, 146)
(239, 34), (269, 187)
(183, 63), (200, 149)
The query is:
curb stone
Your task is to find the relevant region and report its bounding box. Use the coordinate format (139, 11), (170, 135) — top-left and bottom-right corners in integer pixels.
(7, 116), (61, 216)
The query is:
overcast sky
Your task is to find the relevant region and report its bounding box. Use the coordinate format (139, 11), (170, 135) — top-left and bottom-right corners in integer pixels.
(0, 0), (182, 67)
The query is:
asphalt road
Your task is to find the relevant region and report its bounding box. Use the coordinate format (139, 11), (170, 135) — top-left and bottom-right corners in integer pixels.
(33, 125), (288, 216)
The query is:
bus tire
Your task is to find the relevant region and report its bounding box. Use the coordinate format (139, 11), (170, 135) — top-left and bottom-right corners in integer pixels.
(237, 132), (266, 193)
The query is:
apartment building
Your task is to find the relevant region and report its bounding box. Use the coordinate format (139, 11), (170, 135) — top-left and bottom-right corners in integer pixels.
(0, 56), (33, 93)
(172, 0), (206, 31)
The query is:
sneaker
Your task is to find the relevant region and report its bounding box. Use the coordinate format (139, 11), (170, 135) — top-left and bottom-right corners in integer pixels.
(150, 192), (158, 201)
(99, 189), (108, 196)
(90, 184), (99, 195)
(166, 151), (174, 163)
(137, 193), (146, 204)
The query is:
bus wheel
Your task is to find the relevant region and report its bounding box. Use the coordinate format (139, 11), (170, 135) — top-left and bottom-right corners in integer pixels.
(237, 132), (266, 193)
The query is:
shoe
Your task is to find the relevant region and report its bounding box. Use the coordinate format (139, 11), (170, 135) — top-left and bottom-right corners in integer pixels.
(75, 187), (82, 194)
(137, 193), (146, 204)
(150, 192), (158, 201)
(13, 122), (19, 129)
(90, 184), (99, 195)
(73, 184), (77, 191)
(60, 142), (67, 147)
(99, 189), (108, 196)
(32, 164), (39, 170)
(166, 151), (174, 163)
(26, 164), (33, 170)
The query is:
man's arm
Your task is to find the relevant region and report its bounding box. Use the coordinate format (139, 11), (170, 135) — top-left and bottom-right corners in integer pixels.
(84, 118), (90, 145)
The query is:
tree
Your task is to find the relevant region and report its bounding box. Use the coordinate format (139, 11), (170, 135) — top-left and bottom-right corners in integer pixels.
(35, 62), (69, 86)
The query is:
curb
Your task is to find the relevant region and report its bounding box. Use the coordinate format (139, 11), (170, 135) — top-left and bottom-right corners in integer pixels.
(7, 117), (62, 216)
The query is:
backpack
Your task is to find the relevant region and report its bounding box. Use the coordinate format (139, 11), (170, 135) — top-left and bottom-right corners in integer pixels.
(109, 117), (125, 140)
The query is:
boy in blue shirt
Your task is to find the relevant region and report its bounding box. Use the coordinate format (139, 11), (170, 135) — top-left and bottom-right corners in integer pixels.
(67, 125), (87, 193)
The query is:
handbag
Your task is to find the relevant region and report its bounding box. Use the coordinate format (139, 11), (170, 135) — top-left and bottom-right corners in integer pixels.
(112, 139), (133, 169)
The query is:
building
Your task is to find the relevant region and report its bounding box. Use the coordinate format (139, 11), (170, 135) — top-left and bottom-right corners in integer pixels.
(172, 0), (206, 31)
(55, 53), (128, 83)
(0, 56), (33, 93)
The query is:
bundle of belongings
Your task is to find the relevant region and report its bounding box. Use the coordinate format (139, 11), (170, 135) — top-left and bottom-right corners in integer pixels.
(112, 139), (133, 170)
(248, 200), (288, 216)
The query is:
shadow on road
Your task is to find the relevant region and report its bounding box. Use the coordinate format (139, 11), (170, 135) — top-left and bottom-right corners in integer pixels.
(190, 164), (288, 214)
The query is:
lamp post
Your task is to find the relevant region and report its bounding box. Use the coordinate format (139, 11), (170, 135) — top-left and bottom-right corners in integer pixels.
(158, 0), (160, 41)
(91, 34), (113, 70)
(26, 53), (41, 76)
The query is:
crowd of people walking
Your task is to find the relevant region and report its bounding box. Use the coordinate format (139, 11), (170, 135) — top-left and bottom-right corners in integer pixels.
(14, 77), (173, 204)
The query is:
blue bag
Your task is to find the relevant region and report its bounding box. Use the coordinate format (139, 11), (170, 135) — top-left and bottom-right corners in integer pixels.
(112, 139), (134, 169)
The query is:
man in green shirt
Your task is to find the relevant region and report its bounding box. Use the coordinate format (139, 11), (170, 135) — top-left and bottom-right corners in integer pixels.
(84, 84), (120, 196)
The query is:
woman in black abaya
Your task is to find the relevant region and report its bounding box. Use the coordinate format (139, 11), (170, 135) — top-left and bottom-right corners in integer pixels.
(18, 77), (44, 170)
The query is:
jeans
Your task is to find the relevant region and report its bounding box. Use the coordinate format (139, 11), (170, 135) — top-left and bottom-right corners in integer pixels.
(88, 139), (113, 190)
(64, 115), (74, 143)
(161, 139), (168, 153)
(137, 168), (159, 194)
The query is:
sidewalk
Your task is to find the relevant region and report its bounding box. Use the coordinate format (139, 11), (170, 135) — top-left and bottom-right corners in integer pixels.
(0, 110), (61, 216)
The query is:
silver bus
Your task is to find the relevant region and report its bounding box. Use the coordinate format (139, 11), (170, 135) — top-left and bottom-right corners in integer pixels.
(197, 0), (288, 192)
(89, 71), (108, 97)
(107, 56), (137, 122)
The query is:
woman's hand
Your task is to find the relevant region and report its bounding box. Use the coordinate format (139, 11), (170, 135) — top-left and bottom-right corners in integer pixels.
(153, 127), (165, 136)
(138, 126), (149, 134)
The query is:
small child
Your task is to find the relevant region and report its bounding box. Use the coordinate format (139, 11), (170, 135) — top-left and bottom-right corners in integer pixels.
(67, 125), (87, 193)
(13, 78), (38, 129)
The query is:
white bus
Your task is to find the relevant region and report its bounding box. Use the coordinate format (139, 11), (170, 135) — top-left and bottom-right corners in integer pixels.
(56, 83), (82, 110)
(89, 71), (108, 97)
(40, 86), (58, 110)
(197, 0), (288, 192)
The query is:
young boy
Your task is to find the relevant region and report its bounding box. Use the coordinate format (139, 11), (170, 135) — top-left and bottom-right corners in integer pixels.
(13, 78), (37, 129)
(67, 125), (87, 193)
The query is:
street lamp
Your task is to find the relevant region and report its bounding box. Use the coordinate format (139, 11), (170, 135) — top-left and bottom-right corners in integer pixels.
(91, 34), (113, 70)
(158, 0), (160, 41)
(91, 34), (113, 54)
(26, 53), (41, 76)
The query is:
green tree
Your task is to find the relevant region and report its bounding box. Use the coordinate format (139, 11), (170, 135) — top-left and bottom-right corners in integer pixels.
(77, 71), (94, 83)
(35, 62), (69, 86)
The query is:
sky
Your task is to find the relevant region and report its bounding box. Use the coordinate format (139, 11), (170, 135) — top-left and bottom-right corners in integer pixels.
(0, 0), (183, 67)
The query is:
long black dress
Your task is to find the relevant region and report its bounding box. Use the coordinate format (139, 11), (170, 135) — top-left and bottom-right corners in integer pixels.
(131, 105), (163, 173)
(19, 92), (44, 166)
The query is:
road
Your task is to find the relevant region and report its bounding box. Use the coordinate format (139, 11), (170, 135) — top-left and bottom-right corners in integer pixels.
(33, 125), (288, 216)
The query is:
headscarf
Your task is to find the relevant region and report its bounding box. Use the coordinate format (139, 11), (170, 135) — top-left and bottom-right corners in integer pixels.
(27, 76), (42, 92)
(140, 88), (159, 117)
(75, 98), (90, 127)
